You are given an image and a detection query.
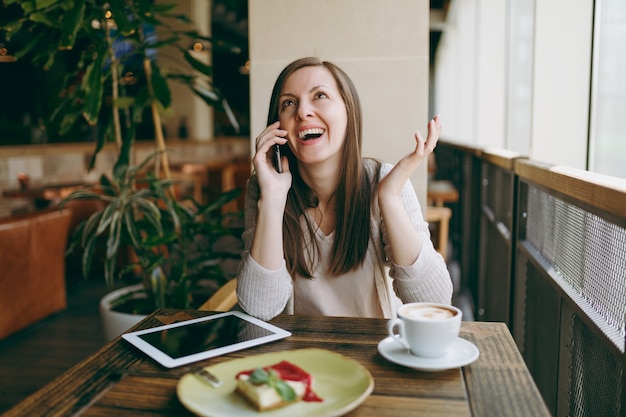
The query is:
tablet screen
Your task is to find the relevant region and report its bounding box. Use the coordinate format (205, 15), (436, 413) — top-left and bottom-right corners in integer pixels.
(122, 311), (291, 368)
(138, 314), (275, 359)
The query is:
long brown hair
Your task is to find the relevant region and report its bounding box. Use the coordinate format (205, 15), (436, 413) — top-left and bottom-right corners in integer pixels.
(266, 57), (380, 278)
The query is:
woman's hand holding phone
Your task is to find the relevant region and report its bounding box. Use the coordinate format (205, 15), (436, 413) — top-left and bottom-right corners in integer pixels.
(250, 122), (292, 270)
(253, 122), (291, 203)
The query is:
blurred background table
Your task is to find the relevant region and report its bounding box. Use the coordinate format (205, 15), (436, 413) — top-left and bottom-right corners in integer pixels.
(2, 180), (88, 210)
(427, 180), (459, 207)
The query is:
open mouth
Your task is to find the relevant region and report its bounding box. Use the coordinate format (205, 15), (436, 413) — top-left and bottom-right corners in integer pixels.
(298, 128), (325, 141)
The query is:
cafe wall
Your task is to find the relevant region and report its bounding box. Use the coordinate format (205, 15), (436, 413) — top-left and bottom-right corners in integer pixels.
(248, 0), (431, 204)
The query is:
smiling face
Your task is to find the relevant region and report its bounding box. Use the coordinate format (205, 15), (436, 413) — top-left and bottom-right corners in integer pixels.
(278, 66), (348, 170)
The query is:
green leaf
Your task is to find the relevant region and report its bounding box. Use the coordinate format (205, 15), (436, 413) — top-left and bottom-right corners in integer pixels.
(273, 380), (297, 402)
(165, 72), (194, 85)
(183, 50), (212, 77)
(81, 210), (104, 247)
(65, 220), (84, 256)
(104, 254), (117, 286)
(152, 3), (178, 13)
(191, 85), (221, 107)
(13, 31), (47, 60)
(59, 0), (85, 49)
(19, 0), (36, 13)
(81, 49), (106, 125)
(29, 12), (59, 28)
(131, 88), (149, 123)
(135, 151), (159, 172)
(59, 0), (74, 11)
(106, 211), (122, 259)
(150, 63), (171, 108)
(182, 30), (211, 42)
(249, 369), (269, 384)
(82, 235), (97, 279)
(58, 111), (80, 136)
(62, 189), (104, 204)
(41, 49), (57, 71)
(142, 232), (176, 247)
(108, 0), (134, 35)
(248, 368), (297, 402)
(124, 210), (143, 249)
(201, 189), (240, 215)
(150, 267), (167, 308)
(114, 96), (135, 110)
(95, 201), (117, 235)
(88, 134), (108, 171)
(147, 36), (178, 49)
(35, 0), (58, 9)
(134, 198), (163, 235)
(112, 133), (134, 180)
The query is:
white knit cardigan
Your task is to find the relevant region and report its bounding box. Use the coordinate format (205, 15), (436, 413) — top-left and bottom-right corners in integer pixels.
(236, 159), (453, 321)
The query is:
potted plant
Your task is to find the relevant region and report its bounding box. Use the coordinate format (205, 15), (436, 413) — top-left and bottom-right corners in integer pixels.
(1, 0), (239, 165)
(63, 141), (242, 340)
(2, 0), (244, 339)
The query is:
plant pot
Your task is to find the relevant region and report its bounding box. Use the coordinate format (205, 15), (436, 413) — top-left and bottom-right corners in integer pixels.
(99, 284), (147, 342)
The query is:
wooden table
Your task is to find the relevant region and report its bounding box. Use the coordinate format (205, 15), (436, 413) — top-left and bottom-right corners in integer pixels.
(4, 310), (551, 417)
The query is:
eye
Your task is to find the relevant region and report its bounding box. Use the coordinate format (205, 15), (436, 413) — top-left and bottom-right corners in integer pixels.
(281, 98), (296, 109)
(314, 91), (328, 99)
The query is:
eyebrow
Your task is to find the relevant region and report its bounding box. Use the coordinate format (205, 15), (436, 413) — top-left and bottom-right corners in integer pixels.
(280, 85), (329, 99)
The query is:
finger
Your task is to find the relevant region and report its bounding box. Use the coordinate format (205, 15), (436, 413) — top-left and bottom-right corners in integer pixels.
(425, 117), (441, 151)
(432, 115), (442, 137)
(255, 122), (277, 146)
(414, 130), (426, 155)
(256, 123), (287, 151)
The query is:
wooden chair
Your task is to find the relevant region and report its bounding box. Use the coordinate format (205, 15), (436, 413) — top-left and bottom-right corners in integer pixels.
(198, 278), (238, 312)
(220, 160), (251, 214)
(0, 208), (72, 339)
(170, 170), (204, 203)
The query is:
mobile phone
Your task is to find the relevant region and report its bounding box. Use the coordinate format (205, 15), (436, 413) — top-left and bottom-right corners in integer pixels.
(274, 144), (283, 173)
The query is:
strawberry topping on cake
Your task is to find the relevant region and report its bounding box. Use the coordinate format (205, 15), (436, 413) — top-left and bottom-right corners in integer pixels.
(235, 361), (322, 411)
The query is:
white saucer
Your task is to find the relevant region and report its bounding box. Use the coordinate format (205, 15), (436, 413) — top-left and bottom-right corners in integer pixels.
(377, 336), (479, 372)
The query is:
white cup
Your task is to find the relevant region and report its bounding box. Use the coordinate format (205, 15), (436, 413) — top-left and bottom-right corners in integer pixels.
(387, 302), (462, 358)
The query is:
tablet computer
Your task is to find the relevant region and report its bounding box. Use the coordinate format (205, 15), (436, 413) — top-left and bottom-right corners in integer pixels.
(122, 311), (291, 368)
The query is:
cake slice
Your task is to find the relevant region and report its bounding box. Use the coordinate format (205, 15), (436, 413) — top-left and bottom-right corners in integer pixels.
(235, 360), (322, 411)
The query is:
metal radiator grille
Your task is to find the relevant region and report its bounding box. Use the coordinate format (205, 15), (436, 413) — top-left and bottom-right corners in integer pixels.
(483, 164), (514, 226)
(525, 185), (626, 352)
(569, 314), (623, 417)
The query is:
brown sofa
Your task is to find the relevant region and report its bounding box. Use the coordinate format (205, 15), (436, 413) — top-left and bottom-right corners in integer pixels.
(0, 208), (72, 339)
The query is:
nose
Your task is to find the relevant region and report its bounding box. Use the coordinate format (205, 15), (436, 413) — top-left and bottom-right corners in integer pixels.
(296, 100), (313, 120)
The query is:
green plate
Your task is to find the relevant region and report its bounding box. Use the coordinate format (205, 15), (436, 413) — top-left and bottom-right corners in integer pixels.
(177, 348), (374, 417)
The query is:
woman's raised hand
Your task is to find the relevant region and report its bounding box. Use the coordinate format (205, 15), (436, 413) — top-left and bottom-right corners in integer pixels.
(379, 115), (442, 199)
(253, 121), (292, 202)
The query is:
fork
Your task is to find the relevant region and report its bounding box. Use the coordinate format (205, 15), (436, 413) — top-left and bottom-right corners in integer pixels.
(194, 368), (222, 388)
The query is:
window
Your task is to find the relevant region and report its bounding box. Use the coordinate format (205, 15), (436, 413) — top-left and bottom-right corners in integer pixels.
(589, 0), (626, 178)
(505, 0), (535, 155)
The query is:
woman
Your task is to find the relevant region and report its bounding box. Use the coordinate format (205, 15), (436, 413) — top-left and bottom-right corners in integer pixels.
(237, 57), (452, 320)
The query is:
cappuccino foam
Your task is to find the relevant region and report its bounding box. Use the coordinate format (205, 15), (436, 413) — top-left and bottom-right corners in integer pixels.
(402, 305), (456, 320)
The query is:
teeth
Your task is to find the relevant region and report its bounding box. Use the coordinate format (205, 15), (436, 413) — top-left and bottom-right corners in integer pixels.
(298, 128), (325, 140)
